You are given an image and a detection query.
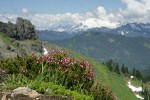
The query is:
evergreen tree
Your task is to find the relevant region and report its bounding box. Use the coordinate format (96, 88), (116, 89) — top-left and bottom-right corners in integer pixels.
(144, 87), (149, 100)
(102, 61), (105, 65)
(121, 64), (125, 74)
(132, 68), (136, 76)
(106, 59), (113, 71)
(124, 67), (129, 74)
(135, 69), (143, 80)
(114, 64), (120, 74)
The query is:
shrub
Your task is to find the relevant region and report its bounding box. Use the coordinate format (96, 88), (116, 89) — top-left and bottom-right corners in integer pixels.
(0, 50), (116, 100)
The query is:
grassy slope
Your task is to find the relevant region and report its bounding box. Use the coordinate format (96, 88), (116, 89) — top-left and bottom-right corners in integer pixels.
(68, 49), (137, 100)
(131, 78), (143, 87)
(0, 32), (137, 100)
(93, 63), (136, 100)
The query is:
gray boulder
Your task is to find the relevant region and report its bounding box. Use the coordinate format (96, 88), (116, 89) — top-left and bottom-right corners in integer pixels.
(11, 87), (41, 99)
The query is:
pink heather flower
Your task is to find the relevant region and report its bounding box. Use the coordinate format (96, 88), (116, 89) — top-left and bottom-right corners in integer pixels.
(47, 57), (54, 62)
(64, 69), (68, 73)
(87, 77), (92, 81)
(90, 70), (93, 74)
(83, 61), (90, 68)
(43, 55), (48, 59)
(22, 67), (27, 73)
(95, 90), (99, 95)
(90, 70), (94, 76)
(62, 57), (70, 65)
(88, 88), (92, 91)
(103, 85), (109, 91)
(80, 65), (83, 68)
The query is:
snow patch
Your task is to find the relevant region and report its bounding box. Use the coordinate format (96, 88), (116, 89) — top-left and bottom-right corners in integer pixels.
(56, 28), (65, 32)
(121, 31), (125, 35)
(43, 48), (48, 55)
(135, 94), (144, 100)
(130, 23), (140, 30)
(127, 81), (142, 92)
(130, 76), (134, 79)
(127, 76), (144, 100)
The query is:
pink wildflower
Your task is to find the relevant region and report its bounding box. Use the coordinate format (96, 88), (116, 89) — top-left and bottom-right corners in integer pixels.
(22, 67), (27, 73)
(83, 61), (90, 68)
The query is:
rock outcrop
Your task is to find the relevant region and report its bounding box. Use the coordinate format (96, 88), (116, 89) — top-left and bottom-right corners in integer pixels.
(0, 17), (37, 40)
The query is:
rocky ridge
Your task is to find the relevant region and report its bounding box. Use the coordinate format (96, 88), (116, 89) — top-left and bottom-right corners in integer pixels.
(0, 17), (37, 40)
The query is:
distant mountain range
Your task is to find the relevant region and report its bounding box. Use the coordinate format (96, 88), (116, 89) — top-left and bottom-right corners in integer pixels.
(109, 23), (150, 37)
(86, 23), (150, 37)
(39, 23), (150, 41)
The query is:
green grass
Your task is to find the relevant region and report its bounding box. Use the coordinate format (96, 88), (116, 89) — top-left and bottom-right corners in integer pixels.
(4, 74), (92, 100)
(67, 50), (137, 100)
(0, 32), (21, 50)
(131, 78), (143, 87)
(0, 32), (11, 45)
(89, 61), (137, 100)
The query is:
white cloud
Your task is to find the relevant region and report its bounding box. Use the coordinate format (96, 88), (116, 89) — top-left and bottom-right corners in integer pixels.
(22, 8), (28, 14)
(94, 6), (106, 17)
(119, 0), (150, 23)
(0, 1), (150, 31)
(0, 6), (119, 30)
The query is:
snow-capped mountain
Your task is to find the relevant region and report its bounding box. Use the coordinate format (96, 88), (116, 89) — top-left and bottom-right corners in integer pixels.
(111, 23), (150, 37)
(71, 22), (150, 37)
(38, 22), (150, 41)
(71, 23), (88, 33)
(45, 23), (150, 37)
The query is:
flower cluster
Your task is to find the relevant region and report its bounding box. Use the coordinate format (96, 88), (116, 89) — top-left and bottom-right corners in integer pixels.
(35, 50), (95, 90)
(0, 50), (116, 100)
(89, 81), (117, 100)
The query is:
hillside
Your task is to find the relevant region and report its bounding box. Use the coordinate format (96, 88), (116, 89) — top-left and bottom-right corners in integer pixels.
(0, 18), (140, 100)
(0, 33), (138, 100)
(38, 30), (73, 41)
(0, 18), (62, 59)
(52, 32), (150, 72)
(69, 51), (138, 100)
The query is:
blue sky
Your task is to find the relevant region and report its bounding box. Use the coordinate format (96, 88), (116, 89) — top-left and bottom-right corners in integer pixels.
(0, 0), (150, 30)
(0, 0), (125, 13)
